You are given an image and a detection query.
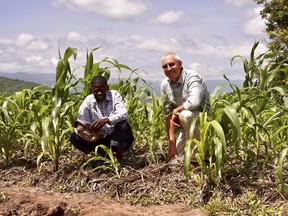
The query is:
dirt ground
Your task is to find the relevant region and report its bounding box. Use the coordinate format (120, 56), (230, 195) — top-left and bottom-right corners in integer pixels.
(0, 184), (208, 216)
(1, 149), (288, 216)
(0, 151), (209, 216)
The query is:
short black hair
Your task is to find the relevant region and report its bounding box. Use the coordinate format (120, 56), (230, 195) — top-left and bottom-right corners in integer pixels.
(91, 75), (108, 86)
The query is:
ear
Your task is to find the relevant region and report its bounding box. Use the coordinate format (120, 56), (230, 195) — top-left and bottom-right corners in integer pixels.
(90, 88), (93, 93)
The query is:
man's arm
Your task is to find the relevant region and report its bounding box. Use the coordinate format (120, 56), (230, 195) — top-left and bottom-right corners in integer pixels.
(107, 91), (128, 125)
(184, 73), (206, 111)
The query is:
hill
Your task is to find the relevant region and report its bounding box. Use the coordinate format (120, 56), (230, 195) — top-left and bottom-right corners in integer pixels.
(0, 72), (56, 87)
(0, 76), (44, 95)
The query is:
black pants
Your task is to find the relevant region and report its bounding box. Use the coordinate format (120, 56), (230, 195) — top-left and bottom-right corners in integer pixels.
(69, 120), (134, 154)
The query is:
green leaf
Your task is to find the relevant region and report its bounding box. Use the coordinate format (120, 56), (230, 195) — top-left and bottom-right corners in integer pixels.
(276, 147), (288, 189)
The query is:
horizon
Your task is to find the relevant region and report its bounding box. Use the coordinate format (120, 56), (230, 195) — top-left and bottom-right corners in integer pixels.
(0, 71), (243, 94)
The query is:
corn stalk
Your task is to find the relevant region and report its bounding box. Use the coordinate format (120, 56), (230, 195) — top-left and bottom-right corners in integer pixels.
(37, 47), (78, 171)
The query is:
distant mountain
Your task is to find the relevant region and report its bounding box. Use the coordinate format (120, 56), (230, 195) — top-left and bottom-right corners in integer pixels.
(0, 76), (44, 95)
(206, 79), (243, 93)
(0, 72), (56, 86)
(0, 72), (243, 94)
(148, 79), (243, 95)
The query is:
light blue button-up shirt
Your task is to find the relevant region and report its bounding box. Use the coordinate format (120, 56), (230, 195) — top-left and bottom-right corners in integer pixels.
(161, 68), (210, 112)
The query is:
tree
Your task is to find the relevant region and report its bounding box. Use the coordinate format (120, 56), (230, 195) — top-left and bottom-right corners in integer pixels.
(255, 0), (288, 85)
(255, 0), (288, 59)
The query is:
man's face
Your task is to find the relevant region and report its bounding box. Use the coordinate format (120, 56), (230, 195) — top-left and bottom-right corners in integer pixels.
(161, 54), (182, 82)
(90, 82), (108, 103)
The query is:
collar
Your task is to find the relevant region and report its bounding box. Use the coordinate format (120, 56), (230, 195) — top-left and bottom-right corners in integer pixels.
(168, 68), (185, 86)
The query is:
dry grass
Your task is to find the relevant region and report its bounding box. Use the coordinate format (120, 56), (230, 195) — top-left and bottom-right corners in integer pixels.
(0, 145), (287, 215)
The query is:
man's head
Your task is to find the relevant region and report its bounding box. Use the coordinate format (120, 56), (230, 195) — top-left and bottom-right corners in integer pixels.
(90, 75), (109, 103)
(161, 52), (183, 83)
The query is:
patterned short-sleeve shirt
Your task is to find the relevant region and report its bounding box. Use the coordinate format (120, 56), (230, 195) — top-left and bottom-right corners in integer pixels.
(76, 90), (128, 136)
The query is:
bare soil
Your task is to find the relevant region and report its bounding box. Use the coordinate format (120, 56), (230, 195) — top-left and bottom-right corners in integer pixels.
(0, 149), (209, 216)
(0, 185), (206, 216)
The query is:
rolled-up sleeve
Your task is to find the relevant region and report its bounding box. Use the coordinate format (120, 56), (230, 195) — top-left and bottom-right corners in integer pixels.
(108, 91), (128, 125)
(183, 74), (206, 111)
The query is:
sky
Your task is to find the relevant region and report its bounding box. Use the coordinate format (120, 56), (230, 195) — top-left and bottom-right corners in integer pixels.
(0, 0), (268, 83)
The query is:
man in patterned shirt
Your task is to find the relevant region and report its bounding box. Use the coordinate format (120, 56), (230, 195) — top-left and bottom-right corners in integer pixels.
(161, 52), (210, 163)
(69, 75), (134, 162)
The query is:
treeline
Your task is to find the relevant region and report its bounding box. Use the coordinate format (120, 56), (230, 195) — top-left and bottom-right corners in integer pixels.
(0, 76), (46, 95)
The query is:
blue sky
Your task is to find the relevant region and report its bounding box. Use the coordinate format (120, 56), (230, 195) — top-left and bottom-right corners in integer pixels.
(0, 0), (267, 82)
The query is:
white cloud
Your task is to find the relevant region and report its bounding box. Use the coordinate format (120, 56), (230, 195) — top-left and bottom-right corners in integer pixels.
(0, 33), (50, 51)
(25, 41), (50, 51)
(0, 38), (13, 45)
(0, 50), (54, 73)
(187, 62), (224, 80)
(16, 34), (34, 46)
(25, 55), (45, 64)
(150, 10), (185, 25)
(0, 62), (22, 73)
(67, 31), (88, 44)
(187, 43), (229, 57)
(128, 34), (267, 59)
(23, 55), (54, 72)
(52, 0), (147, 19)
(128, 35), (178, 51)
(224, 0), (255, 7)
(51, 57), (59, 66)
(243, 7), (266, 36)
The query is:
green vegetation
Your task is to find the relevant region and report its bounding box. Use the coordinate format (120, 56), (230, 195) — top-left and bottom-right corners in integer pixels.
(0, 44), (287, 215)
(0, 76), (45, 95)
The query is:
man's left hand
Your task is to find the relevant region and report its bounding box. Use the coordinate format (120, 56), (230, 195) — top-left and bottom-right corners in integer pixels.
(171, 114), (181, 127)
(90, 118), (109, 132)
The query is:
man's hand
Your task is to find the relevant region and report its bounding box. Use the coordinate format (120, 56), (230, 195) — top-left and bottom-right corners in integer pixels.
(90, 118), (110, 132)
(171, 114), (181, 127)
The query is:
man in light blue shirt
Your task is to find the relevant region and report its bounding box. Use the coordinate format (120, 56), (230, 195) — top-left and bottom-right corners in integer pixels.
(161, 52), (210, 163)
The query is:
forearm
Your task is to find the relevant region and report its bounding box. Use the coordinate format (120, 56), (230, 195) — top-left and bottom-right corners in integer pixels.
(173, 105), (185, 114)
(108, 112), (128, 125)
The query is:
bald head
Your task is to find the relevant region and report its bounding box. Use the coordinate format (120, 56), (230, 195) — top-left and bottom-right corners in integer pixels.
(161, 52), (181, 62)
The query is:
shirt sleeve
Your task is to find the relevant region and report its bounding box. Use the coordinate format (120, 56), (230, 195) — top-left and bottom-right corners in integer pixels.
(76, 97), (94, 124)
(108, 91), (128, 125)
(183, 73), (206, 111)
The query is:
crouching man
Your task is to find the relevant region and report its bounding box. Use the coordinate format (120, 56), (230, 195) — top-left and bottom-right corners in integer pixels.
(70, 75), (134, 162)
(160, 52), (210, 163)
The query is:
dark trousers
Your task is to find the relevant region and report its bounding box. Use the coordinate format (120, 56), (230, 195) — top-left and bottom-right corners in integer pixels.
(69, 120), (134, 155)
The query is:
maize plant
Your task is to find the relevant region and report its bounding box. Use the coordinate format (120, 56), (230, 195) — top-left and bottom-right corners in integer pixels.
(0, 97), (29, 164)
(80, 144), (123, 177)
(36, 47), (78, 171)
(183, 109), (229, 183)
(118, 76), (151, 146)
(146, 91), (166, 162)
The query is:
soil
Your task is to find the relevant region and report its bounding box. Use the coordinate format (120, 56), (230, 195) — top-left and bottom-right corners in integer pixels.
(0, 149), (209, 216)
(0, 185), (206, 216)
